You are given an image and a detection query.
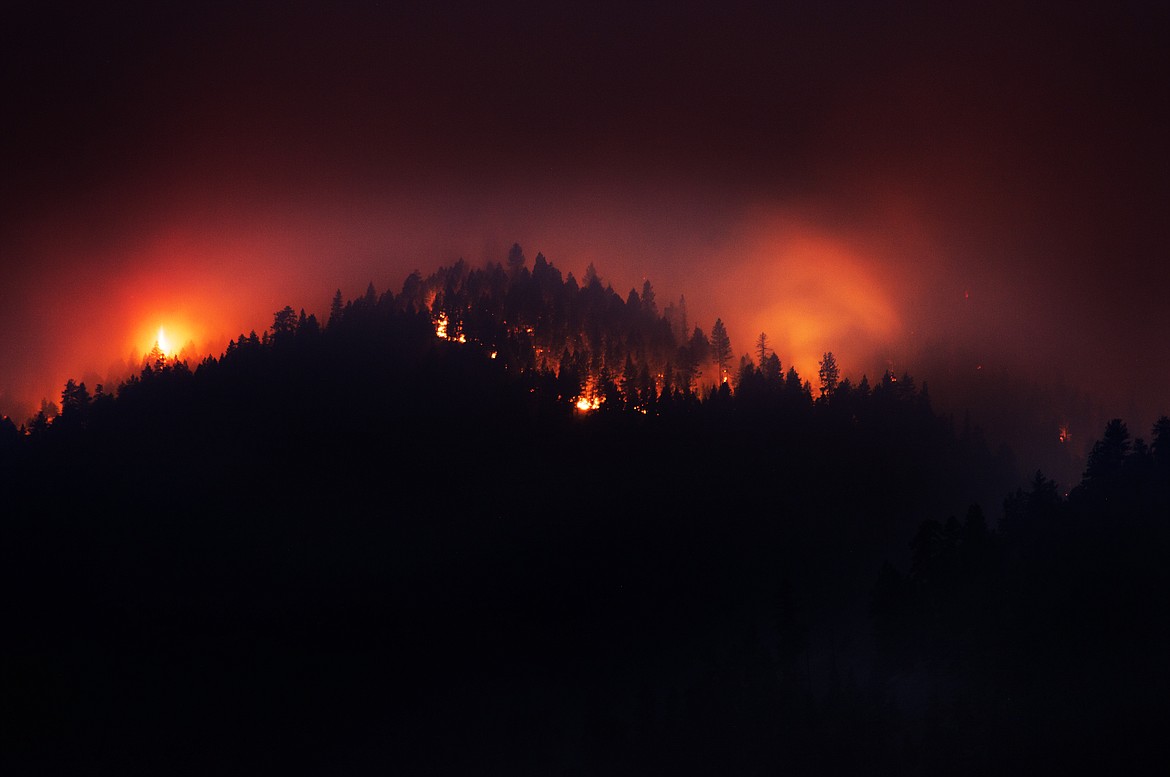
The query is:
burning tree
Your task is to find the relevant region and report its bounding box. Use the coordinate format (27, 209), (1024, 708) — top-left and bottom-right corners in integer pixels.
(710, 318), (733, 385)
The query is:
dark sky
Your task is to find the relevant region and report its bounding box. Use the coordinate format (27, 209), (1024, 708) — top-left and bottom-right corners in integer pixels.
(3, 2), (1168, 433)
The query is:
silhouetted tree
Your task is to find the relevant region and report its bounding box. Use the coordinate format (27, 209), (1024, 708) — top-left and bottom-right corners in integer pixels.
(762, 353), (782, 385)
(641, 280), (656, 316)
(1152, 416), (1170, 464)
(583, 262), (601, 289)
(710, 319), (732, 385)
(1079, 418), (1131, 501)
(271, 306), (298, 344)
(297, 310), (321, 342)
(637, 361), (656, 410)
(755, 332), (769, 364)
(400, 271), (423, 307)
(621, 355), (640, 409)
(818, 352), (840, 398)
(0, 414), (18, 452)
(507, 242), (526, 275)
(784, 366), (803, 396)
(60, 379), (91, 418)
(677, 327), (710, 393)
(145, 341), (166, 371)
(27, 408), (49, 436)
(734, 356), (758, 395)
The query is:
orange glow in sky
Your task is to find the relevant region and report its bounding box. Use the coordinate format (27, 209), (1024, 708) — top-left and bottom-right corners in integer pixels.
(156, 327), (173, 357)
(132, 315), (203, 365)
(709, 214), (903, 383)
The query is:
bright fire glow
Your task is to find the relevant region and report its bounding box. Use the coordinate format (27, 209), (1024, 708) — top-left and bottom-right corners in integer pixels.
(575, 396), (601, 412)
(713, 217), (902, 382)
(139, 320), (199, 364)
(434, 312), (468, 343)
(157, 327), (173, 357)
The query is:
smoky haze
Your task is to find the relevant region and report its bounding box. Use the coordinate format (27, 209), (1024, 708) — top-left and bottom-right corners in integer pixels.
(3, 2), (1167, 469)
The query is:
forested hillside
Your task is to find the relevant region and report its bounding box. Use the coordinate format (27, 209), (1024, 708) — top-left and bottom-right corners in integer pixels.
(2, 251), (1165, 775)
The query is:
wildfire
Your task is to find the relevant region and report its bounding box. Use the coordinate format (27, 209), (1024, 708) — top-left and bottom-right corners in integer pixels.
(157, 327), (174, 357)
(573, 375), (604, 413)
(430, 310), (618, 414)
(141, 323), (192, 366)
(1059, 425), (1070, 444)
(434, 312), (467, 343)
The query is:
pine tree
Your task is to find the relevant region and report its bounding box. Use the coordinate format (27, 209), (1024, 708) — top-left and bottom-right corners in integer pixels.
(584, 262), (600, 288)
(621, 355), (640, 408)
(507, 242), (526, 274)
(818, 351), (840, 397)
(146, 341), (166, 371)
(641, 280), (656, 316)
(762, 353), (782, 385)
(785, 366), (803, 394)
(710, 318), (733, 384)
(329, 289), (343, 328)
(271, 306), (297, 343)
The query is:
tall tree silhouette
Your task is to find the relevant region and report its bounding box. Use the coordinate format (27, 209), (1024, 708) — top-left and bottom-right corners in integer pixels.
(641, 280), (656, 316)
(762, 353), (782, 385)
(271, 306), (298, 344)
(1079, 418), (1131, 501)
(755, 332), (769, 364)
(710, 319), (733, 385)
(818, 352), (840, 398)
(145, 341), (166, 370)
(507, 242), (526, 275)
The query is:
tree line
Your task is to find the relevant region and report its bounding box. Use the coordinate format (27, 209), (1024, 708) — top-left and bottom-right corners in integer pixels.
(1, 246), (1165, 774)
(4, 245), (882, 444)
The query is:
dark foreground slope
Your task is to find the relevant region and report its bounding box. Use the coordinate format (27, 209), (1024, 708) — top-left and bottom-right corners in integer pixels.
(2, 290), (1166, 775)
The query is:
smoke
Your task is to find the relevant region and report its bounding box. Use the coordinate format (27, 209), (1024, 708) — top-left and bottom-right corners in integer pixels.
(702, 212), (905, 382)
(2, 2), (1167, 450)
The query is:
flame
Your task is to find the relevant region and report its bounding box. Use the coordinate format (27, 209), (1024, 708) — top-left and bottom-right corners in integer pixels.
(434, 312), (469, 343)
(141, 322), (193, 363)
(575, 396), (601, 412)
(157, 327), (173, 357)
(573, 375), (604, 413)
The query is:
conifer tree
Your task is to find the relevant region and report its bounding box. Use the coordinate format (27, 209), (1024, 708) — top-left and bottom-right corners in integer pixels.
(329, 289), (343, 328)
(710, 319), (733, 384)
(818, 351), (840, 397)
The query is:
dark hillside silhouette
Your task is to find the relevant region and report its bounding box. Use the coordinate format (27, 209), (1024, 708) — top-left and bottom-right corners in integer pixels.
(1, 251), (1165, 775)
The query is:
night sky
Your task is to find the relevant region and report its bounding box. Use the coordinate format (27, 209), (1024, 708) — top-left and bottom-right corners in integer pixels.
(3, 2), (1168, 433)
